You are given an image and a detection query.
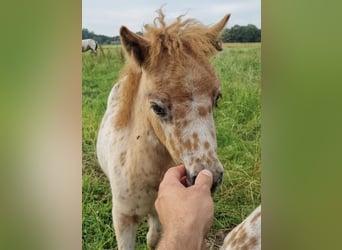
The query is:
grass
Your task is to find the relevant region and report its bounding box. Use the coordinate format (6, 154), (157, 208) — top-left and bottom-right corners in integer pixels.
(82, 43), (261, 249)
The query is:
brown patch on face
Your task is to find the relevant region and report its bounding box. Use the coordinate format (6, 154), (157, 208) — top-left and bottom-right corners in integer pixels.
(184, 139), (192, 151)
(175, 107), (187, 119)
(198, 106), (208, 117)
(204, 141), (210, 150)
(174, 127), (181, 140)
(192, 133), (200, 151)
(167, 136), (181, 160)
(120, 151), (126, 166)
(182, 119), (189, 127)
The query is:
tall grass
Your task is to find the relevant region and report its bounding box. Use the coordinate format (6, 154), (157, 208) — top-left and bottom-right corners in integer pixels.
(82, 43), (261, 249)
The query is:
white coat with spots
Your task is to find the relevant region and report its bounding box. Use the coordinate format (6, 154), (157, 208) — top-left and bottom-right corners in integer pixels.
(221, 205), (261, 250)
(96, 11), (230, 250)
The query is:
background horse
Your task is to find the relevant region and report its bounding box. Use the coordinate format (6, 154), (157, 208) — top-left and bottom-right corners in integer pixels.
(82, 39), (98, 54)
(97, 10), (230, 249)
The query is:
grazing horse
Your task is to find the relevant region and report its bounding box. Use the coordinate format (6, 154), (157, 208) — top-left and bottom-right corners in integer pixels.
(82, 39), (98, 54)
(96, 10), (230, 249)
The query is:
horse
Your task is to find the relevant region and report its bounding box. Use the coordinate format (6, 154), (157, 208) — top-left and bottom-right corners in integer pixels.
(220, 205), (261, 250)
(82, 39), (98, 54)
(96, 10), (230, 249)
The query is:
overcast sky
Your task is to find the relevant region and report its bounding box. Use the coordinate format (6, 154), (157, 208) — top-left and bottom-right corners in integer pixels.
(82, 0), (260, 37)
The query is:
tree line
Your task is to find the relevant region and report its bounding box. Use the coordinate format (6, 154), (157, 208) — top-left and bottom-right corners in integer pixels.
(82, 24), (261, 45)
(221, 24), (261, 43)
(82, 29), (120, 45)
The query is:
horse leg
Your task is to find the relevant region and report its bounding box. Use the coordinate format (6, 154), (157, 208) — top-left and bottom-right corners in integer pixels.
(112, 206), (138, 250)
(146, 212), (162, 249)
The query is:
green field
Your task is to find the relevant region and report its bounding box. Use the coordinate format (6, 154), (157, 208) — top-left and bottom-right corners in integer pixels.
(82, 43), (261, 249)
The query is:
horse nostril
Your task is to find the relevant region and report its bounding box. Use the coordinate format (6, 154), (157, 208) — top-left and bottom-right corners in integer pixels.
(191, 175), (197, 185)
(189, 171), (223, 192)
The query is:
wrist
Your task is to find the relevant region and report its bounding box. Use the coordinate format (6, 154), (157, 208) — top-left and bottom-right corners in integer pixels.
(157, 227), (205, 250)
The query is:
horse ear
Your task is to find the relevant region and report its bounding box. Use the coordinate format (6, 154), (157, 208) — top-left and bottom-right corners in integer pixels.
(120, 26), (150, 66)
(208, 13), (231, 51)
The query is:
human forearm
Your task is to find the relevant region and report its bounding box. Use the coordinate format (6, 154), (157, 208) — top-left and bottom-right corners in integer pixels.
(157, 229), (204, 250)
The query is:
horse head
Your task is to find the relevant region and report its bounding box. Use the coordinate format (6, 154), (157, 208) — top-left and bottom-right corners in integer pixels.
(119, 12), (231, 192)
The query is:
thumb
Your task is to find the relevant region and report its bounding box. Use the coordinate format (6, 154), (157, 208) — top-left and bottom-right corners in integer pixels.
(194, 169), (213, 190)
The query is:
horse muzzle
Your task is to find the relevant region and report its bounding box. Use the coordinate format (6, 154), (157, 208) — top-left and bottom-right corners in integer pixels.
(185, 161), (224, 193)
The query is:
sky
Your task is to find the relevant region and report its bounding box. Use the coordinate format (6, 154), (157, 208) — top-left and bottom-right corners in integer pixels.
(82, 0), (261, 37)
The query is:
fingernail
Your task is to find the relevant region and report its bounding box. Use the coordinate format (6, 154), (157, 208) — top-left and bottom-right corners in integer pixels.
(201, 169), (213, 177)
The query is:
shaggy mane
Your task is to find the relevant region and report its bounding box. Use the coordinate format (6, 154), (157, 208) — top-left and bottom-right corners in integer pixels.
(143, 9), (221, 69)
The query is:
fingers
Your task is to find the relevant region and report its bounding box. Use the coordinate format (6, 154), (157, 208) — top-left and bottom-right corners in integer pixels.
(160, 165), (214, 193)
(194, 169), (213, 191)
(160, 164), (186, 186)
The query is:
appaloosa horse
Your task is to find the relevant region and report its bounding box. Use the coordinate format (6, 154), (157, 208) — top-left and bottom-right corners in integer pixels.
(82, 38), (98, 54)
(97, 10), (230, 249)
(221, 205), (261, 250)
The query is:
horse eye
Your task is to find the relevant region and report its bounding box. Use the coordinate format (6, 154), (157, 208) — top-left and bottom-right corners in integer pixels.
(214, 92), (222, 107)
(150, 102), (167, 117)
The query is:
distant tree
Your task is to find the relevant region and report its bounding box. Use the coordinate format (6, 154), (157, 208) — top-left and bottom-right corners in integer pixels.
(82, 28), (117, 45)
(221, 24), (261, 43)
(82, 28), (96, 39)
(112, 36), (121, 44)
(221, 28), (230, 42)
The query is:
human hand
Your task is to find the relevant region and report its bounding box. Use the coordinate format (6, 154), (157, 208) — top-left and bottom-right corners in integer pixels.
(155, 165), (214, 249)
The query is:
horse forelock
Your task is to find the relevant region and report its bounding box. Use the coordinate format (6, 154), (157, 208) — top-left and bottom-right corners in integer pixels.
(143, 9), (219, 70)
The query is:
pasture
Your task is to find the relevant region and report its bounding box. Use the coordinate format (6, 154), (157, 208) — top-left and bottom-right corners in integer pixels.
(82, 43), (261, 249)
